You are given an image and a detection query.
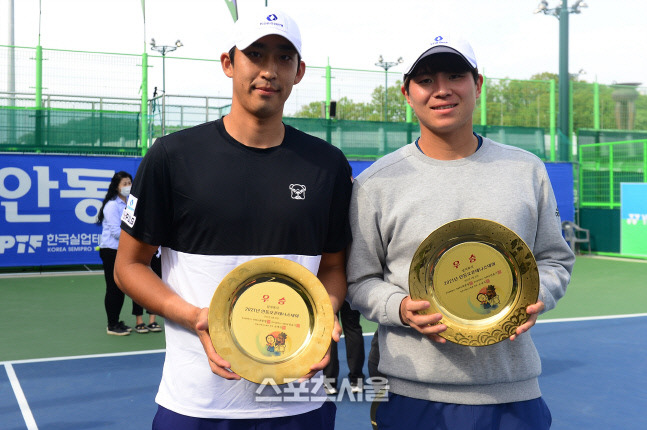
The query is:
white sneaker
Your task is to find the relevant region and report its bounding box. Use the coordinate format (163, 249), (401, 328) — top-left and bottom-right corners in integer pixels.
(325, 386), (338, 395)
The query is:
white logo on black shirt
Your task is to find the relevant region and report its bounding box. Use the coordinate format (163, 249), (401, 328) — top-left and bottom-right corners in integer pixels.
(121, 194), (138, 228)
(289, 184), (306, 200)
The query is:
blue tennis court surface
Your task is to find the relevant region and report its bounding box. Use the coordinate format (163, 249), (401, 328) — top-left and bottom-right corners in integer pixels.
(2, 316), (646, 429)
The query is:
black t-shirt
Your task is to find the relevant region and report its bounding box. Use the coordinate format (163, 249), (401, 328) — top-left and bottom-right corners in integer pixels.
(122, 118), (352, 257)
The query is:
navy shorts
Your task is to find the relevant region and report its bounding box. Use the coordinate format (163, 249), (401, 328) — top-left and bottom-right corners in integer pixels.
(375, 393), (552, 430)
(152, 401), (336, 430)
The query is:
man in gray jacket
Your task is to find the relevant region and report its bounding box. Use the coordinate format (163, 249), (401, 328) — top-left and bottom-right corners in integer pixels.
(346, 35), (575, 429)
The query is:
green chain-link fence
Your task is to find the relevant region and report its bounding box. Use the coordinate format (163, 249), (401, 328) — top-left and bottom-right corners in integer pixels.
(578, 137), (647, 209)
(1, 45), (646, 166)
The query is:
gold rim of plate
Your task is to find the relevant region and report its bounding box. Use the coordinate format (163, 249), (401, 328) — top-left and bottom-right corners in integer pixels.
(208, 257), (334, 384)
(409, 218), (539, 346)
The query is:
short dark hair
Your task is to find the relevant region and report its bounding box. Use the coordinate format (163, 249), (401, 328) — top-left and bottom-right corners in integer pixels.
(228, 46), (236, 64)
(403, 53), (479, 93)
(227, 46), (302, 66)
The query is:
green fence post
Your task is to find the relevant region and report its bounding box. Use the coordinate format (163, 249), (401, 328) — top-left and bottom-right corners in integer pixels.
(593, 81), (600, 130)
(35, 45), (43, 149)
(584, 141), (586, 208)
(569, 80), (574, 143)
(35, 45), (42, 109)
(480, 75), (487, 126)
(608, 144), (614, 207)
(141, 52), (148, 156)
(325, 59), (331, 120)
(325, 59), (332, 144)
(549, 79), (556, 162)
(643, 140), (647, 183)
(405, 102), (413, 144)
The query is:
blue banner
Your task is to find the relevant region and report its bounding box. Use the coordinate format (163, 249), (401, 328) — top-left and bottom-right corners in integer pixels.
(0, 155), (575, 268)
(0, 154), (141, 267)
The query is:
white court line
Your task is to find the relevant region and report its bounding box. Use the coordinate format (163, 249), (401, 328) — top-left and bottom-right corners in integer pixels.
(0, 270), (102, 279)
(4, 363), (39, 430)
(1, 349), (165, 428)
(537, 312), (647, 324)
(0, 348), (166, 366)
(1, 312), (645, 428)
(2, 314), (647, 365)
(358, 312), (647, 336)
(583, 255), (647, 264)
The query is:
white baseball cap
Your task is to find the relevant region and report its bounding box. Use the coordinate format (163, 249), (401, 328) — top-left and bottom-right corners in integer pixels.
(229, 8), (302, 57)
(403, 35), (477, 78)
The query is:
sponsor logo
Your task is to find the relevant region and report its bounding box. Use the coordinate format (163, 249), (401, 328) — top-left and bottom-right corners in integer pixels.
(0, 235), (43, 254)
(626, 213), (647, 225)
(126, 194), (137, 212)
(430, 35), (449, 47)
(122, 194), (138, 228)
(289, 184), (306, 200)
(260, 14), (284, 29)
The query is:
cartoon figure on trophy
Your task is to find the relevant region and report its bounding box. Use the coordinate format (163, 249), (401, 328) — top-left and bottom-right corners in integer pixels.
(275, 332), (287, 354)
(265, 334), (277, 354)
(476, 284), (500, 310)
(264, 331), (288, 356)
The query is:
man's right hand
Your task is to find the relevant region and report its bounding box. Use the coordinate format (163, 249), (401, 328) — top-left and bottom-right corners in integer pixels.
(195, 307), (241, 380)
(400, 296), (447, 344)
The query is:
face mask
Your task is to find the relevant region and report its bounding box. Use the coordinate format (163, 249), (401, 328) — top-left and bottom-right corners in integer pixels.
(119, 186), (131, 197)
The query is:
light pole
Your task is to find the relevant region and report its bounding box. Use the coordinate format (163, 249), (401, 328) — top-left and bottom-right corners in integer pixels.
(150, 38), (183, 136)
(7, 0), (16, 144)
(375, 56), (403, 122)
(534, 0), (587, 161)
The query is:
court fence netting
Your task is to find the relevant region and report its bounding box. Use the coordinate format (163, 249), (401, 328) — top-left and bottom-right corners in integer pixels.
(1, 44), (647, 260)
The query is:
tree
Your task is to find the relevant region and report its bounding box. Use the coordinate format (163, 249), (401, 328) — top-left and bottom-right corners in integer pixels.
(294, 73), (647, 133)
(483, 74), (554, 128)
(16, 110), (139, 146)
(294, 96), (373, 121)
(293, 80), (412, 122)
(369, 80), (410, 122)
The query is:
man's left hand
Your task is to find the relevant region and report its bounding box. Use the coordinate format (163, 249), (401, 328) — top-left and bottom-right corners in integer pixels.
(300, 313), (341, 381)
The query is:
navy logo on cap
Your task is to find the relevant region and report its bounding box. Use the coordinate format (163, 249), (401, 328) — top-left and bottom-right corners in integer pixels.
(267, 14), (278, 21)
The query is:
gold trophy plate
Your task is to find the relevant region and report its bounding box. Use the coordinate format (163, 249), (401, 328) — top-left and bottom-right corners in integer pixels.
(409, 218), (539, 346)
(208, 257), (334, 384)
